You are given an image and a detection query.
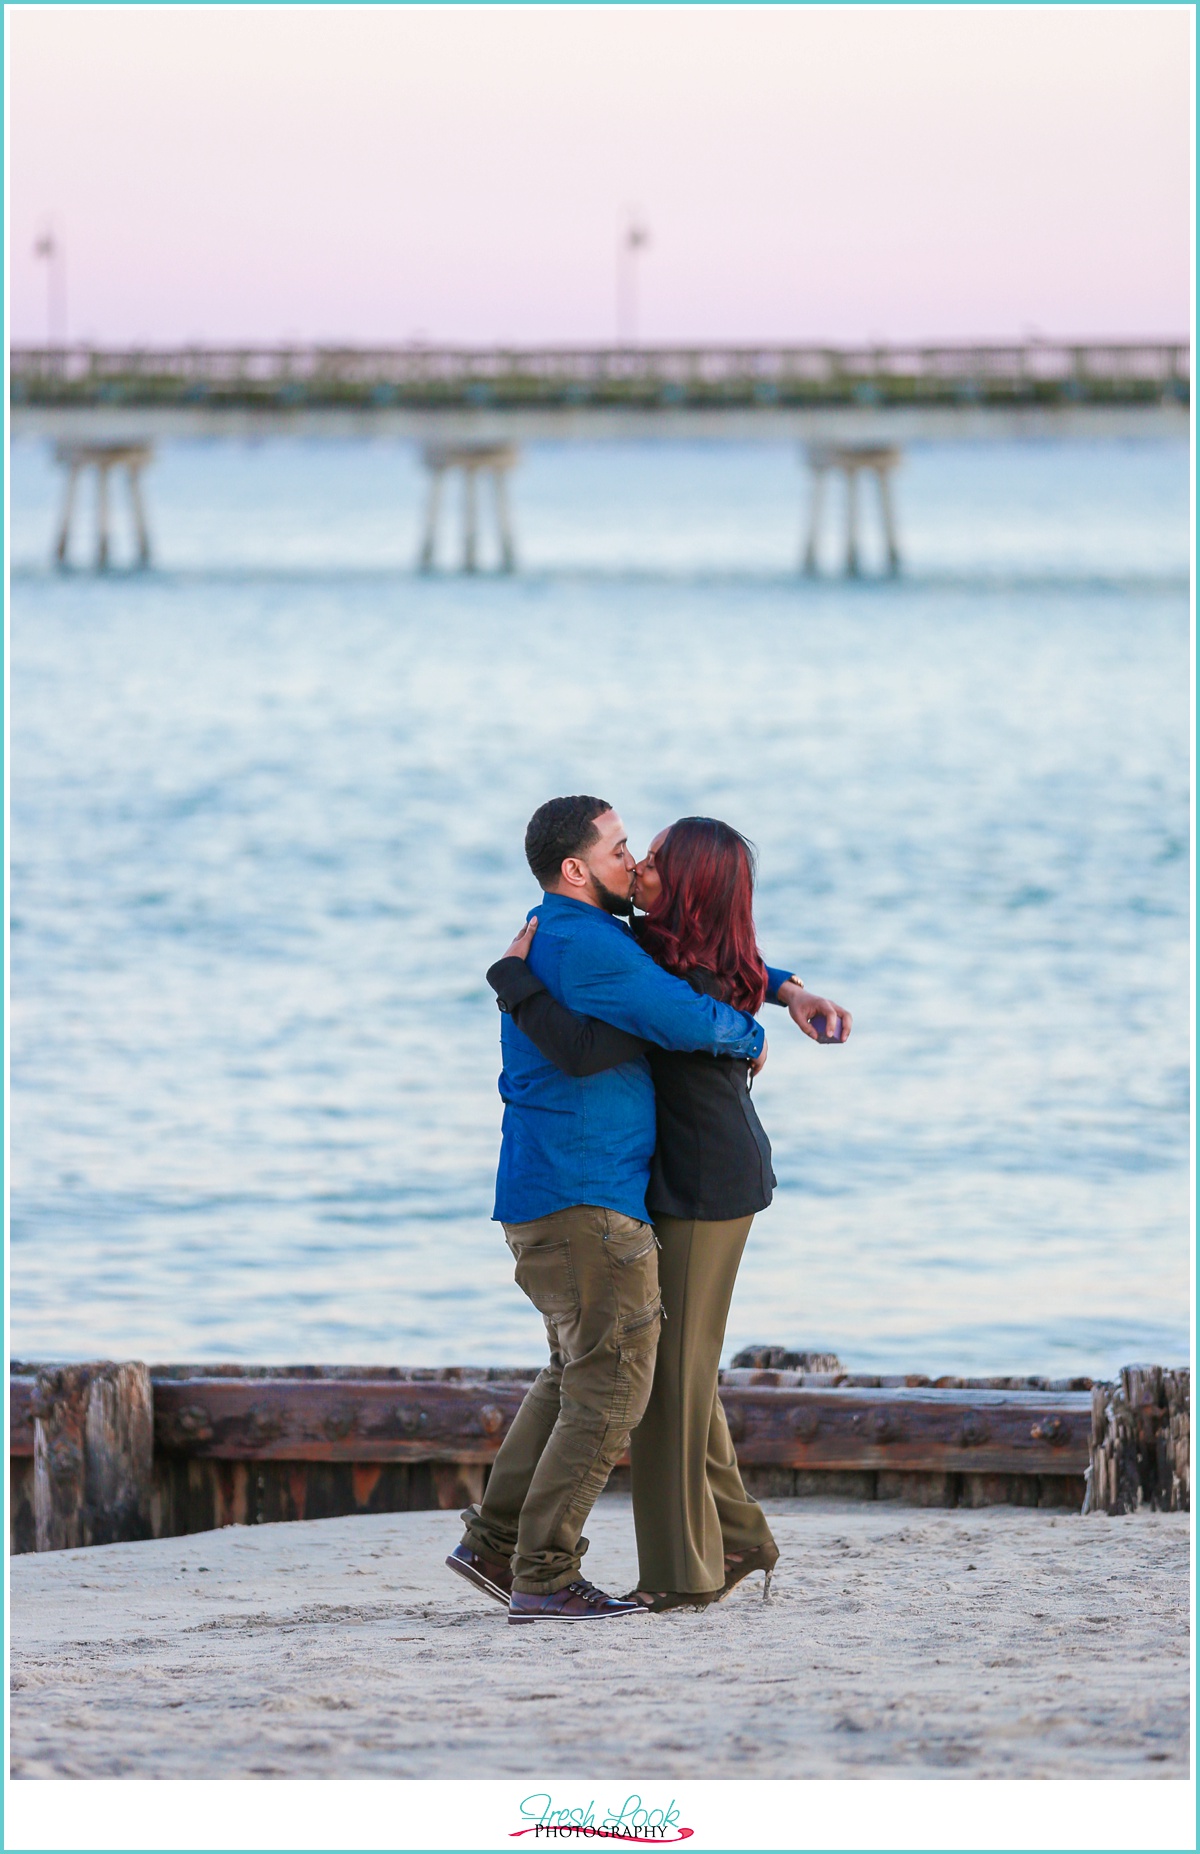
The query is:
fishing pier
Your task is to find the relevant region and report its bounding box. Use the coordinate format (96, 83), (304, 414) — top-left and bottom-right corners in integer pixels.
(12, 339), (1189, 573)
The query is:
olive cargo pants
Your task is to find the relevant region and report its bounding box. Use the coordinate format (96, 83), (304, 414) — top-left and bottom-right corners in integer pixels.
(460, 1205), (661, 1594)
(630, 1214), (778, 1594)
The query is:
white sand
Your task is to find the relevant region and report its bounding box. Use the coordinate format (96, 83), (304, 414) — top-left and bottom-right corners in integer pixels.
(9, 1495), (1189, 1779)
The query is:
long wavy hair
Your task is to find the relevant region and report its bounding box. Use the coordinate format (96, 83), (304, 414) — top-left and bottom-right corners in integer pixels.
(637, 817), (769, 1013)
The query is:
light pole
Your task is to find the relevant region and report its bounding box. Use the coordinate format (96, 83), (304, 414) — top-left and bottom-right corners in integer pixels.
(34, 224), (66, 347)
(616, 215), (650, 346)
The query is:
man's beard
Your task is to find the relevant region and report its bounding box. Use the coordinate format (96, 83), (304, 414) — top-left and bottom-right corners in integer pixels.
(589, 874), (634, 917)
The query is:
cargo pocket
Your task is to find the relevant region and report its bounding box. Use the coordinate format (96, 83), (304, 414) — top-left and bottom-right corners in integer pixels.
(511, 1238), (580, 1318)
(603, 1214), (657, 1268)
(604, 1217), (661, 1345)
(618, 1297), (662, 1351)
(613, 1294), (661, 1431)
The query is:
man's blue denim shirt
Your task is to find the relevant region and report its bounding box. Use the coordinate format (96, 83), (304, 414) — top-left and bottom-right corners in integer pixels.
(493, 891), (790, 1225)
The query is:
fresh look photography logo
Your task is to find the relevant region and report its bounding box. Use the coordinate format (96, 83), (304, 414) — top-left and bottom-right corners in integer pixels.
(511, 1794), (693, 1843)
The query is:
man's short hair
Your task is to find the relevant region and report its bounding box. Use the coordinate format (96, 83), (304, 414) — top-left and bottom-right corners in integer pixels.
(525, 795), (612, 888)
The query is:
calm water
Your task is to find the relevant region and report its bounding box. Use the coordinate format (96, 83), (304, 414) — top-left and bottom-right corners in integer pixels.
(9, 437), (1191, 1375)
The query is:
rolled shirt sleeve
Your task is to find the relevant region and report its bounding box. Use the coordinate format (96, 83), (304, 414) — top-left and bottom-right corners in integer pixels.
(764, 963), (794, 1005)
(554, 930), (764, 1059)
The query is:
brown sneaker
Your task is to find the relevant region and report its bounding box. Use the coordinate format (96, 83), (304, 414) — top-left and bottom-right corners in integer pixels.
(508, 1580), (645, 1624)
(445, 1542), (513, 1605)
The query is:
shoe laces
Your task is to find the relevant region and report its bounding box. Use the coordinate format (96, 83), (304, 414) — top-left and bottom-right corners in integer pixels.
(566, 1580), (607, 1605)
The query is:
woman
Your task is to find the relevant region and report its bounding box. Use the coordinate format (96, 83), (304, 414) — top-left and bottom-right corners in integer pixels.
(488, 817), (790, 1612)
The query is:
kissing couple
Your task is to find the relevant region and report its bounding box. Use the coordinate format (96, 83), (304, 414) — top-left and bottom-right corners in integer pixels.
(446, 794), (851, 1621)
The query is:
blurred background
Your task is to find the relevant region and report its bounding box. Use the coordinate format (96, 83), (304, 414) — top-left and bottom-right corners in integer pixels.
(8, 7), (1191, 1375)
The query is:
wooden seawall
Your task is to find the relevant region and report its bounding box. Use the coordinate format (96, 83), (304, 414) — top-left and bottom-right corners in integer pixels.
(10, 1361), (1187, 1553)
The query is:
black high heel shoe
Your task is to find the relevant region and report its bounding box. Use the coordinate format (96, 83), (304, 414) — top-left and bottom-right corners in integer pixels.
(621, 1587), (723, 1613)
(720, 1545), (779, 1601)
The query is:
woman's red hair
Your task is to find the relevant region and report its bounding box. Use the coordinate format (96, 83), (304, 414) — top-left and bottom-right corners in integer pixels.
(637, 818), (769, 1013)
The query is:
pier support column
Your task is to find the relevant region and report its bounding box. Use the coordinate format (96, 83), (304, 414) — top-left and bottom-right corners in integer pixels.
(418, 443), (519, 574)
(844, 466), (860, 577)
(95, 461), (111, 570)
(802, 462), (826, 575)
(802, 445), (902, 579)
(463, 467), (479, 574)
(127, 460), (152, 568)
(877, 463), (901, 576)
(53, 442), (154, 572)
(492, 468), (516, 573)
(54, 458), (82, 568)
(418, 463), (446, 572)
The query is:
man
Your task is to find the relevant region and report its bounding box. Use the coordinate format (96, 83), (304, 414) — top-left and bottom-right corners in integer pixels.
(446, 795), (848, 1623)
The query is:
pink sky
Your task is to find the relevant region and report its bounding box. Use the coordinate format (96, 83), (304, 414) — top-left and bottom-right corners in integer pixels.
(7, 5), (1192, 345)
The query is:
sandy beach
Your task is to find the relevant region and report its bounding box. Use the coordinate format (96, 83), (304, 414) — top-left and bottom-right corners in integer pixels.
(9, 1493), (1189, 1780)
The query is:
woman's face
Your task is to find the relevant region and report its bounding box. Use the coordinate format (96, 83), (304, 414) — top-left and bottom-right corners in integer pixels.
(633, 829), (669, 911)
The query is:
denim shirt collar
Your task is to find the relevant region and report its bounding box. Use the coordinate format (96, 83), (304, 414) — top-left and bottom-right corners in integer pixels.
(535, 891), (630, 932)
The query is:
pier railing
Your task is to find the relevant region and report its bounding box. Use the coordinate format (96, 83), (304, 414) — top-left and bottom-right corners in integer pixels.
(11, 340), (1190, 412)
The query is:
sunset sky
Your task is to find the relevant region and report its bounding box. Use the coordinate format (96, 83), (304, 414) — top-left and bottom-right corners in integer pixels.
(7, 5), (1192, 346)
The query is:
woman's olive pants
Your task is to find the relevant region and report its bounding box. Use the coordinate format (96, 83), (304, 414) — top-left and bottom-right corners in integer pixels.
(629, 1213), (778, 1595)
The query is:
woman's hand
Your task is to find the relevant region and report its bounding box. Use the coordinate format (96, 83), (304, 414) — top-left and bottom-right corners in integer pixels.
(779, 981), (852, 1043)
(502, 917), (538, 962)
(750, 1034), (768, 1077)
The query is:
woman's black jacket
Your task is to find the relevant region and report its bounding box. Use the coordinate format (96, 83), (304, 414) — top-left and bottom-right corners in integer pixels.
(486, 956), (775, 1223)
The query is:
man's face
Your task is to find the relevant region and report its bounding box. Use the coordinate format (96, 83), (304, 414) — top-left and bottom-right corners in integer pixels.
(577, 809), (636, 913)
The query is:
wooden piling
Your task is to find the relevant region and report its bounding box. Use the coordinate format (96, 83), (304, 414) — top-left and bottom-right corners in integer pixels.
(1086, 1365), (1190, 1514)
(33, 1362), (154, 1551)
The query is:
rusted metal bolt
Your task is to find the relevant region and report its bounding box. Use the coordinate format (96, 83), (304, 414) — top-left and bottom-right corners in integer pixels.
(175, 1405), (215, 1443)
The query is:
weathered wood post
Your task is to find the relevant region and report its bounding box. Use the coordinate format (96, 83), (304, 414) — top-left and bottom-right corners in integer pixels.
(1085, 1365), (1189, 1514)
(33, 1363), (154, 1550)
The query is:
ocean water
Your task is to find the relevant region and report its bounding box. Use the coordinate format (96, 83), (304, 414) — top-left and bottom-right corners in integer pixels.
(9, 436), (1192, 1376)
